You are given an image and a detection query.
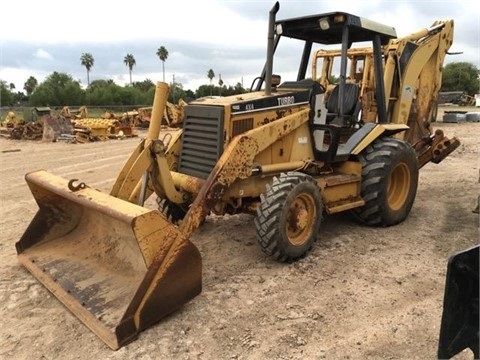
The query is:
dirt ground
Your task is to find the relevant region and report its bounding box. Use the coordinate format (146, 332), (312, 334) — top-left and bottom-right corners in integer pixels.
(0, 109), (478, 360)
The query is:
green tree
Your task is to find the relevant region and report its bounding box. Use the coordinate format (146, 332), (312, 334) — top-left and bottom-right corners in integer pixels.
(329, 74), (339, 84)
(29, 72), (85, 106)
(168, 80), (188, 103)
(133, 79), (155, 92)
(218, 74), (224, 96)
(207, 69), (215, 95)
(234, 82), (246, 94)
(184, 89), (195, 100)
(24, 76), (38, 96)
(195, 81), (245, 98)
(87, 80), (152, 106)
(86, 80), (118, 105)
(9, 83), (15, 91)
(124, 54), (136, 85)
(80, 52), (95, 86)
(156, 46), (169, 82)
(441, 62), (479, 95)
(195, 84), (210, 98)
(13, 91), (28, 105)
(88, 79), (115, 92)
(207, 69), (215, 85)
(0, 81), (13, 106)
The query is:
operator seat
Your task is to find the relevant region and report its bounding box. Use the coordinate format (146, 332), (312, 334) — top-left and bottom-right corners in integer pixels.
(326, 83), (360, 126)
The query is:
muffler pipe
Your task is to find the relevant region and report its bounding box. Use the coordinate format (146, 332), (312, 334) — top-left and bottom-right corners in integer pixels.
(146, 82), (170, 145)
(265, 2), (280, 95)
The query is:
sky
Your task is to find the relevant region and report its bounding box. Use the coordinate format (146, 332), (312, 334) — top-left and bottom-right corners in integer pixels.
(0, 0), (479, 94)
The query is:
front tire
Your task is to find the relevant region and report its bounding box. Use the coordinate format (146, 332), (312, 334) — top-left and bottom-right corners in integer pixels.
(157, 197), (187, 225)
(254, 172), (323, 262)
(353, 137), (419, 226)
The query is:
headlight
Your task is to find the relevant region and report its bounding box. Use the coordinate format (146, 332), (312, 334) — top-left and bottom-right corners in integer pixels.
(319, 17), (330, 30)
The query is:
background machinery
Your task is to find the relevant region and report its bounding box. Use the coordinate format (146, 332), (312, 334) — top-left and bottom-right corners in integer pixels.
(16, 2), (459, 349)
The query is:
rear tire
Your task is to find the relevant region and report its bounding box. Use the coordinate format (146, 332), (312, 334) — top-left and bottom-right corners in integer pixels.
(352, 137), (418, 226)
(254, 172), (323, 262)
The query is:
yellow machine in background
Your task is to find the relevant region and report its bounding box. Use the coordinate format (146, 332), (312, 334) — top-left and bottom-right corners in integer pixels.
(1, 111), (20, 127)
(60, 105), (89, 119)
(16, 2), (459, 350)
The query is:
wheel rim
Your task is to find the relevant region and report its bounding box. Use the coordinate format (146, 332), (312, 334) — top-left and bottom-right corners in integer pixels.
(286, 193), (316, 246)
(387, 162), (410, 211)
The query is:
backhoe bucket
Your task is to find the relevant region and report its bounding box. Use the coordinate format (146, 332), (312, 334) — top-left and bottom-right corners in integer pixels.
(16, 170), (202, 350)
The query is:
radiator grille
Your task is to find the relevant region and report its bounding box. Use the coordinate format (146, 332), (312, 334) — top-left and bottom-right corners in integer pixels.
(232, 118), (254, 137)
(178, 105), (224, 179)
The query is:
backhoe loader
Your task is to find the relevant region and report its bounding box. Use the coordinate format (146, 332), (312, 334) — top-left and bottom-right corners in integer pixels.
(16, 2), (460, 350)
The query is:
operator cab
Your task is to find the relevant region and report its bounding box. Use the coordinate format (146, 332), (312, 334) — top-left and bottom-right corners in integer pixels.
(256, 3), (397, 161)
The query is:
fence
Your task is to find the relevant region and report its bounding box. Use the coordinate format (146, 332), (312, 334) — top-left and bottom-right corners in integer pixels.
(0, 105), (152, 122)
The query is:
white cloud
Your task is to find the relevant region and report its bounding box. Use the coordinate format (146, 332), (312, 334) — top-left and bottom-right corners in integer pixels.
(0, 67), (49, 92)
(0, 0), (265, 48)
(0, 0), (478, 94)
(34, 49), (53, 60)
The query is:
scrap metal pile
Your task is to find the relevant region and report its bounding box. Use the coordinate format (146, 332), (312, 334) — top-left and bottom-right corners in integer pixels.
(7, 122), (44, 140)
(70, 118), (135, 142)
(0, 112), (44, 140)
(0, 112), (43, 140)
(0, 99), (188, 142)
(0, 111), (136, 143)
(111, 100), (187, 128)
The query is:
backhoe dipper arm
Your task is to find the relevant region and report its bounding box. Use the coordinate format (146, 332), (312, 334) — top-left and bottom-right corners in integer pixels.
(383, 20), (459, 167)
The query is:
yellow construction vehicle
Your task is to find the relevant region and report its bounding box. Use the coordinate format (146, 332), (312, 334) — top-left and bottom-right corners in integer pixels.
(16, 2), (460, 350)
(1, 111), (19, 127)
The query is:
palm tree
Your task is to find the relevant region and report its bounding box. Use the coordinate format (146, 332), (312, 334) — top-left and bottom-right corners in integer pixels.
(156, 46), (169, 82)
(80, 52), (94, 87)
(123, 54), (136, 85)
(207, 69), (215, 96)
(218, 74), (224, 96)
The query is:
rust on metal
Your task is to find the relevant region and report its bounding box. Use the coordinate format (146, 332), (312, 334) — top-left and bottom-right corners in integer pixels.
(415, 129), (461, 168)
(323, 173), (361, 187)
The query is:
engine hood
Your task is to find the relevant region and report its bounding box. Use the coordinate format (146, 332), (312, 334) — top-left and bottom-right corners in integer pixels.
(189, 88), (313, 115)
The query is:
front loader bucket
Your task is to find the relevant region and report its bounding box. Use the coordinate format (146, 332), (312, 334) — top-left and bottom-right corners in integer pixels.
(16, 170), (202, 350)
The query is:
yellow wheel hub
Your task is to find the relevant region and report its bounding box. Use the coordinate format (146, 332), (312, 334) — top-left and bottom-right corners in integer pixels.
(286, 193), (316, 246)
(387, 162), (410, 211)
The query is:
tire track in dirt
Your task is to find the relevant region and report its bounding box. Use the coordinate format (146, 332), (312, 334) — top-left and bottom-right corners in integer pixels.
(0, 137), (142, 221)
